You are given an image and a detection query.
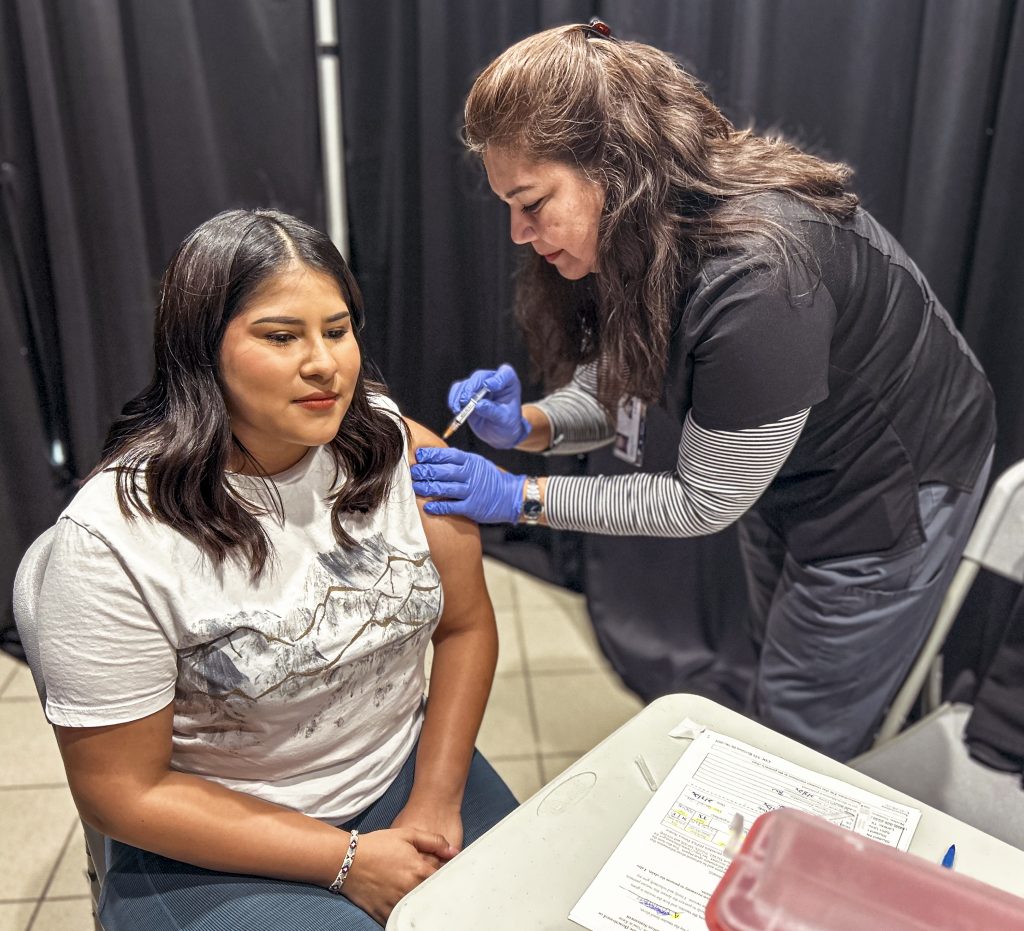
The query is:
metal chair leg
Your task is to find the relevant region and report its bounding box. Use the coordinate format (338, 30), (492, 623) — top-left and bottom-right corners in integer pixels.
(84, 828), (104, 931)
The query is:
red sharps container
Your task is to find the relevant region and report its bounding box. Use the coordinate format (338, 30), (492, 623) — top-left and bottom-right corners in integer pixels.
(705, 807), (1024, 931)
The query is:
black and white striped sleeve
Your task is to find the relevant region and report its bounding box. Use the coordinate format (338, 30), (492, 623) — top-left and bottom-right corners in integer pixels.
(544, 408), (810, 536)
(531, 363), (615, 455)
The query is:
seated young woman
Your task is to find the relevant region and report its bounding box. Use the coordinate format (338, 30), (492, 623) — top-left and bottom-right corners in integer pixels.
(35, 208), (517, 930)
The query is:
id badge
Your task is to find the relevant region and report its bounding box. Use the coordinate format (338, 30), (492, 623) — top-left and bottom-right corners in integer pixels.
(613, 397), (646, 468)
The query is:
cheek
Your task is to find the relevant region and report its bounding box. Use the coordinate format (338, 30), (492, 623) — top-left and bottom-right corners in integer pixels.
(220, 349), (288, 419)
(339, 342), (362, 381)
(225, 349), (282, 393)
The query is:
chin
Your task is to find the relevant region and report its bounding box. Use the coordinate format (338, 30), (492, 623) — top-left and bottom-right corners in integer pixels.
(558, 266), (592, 281)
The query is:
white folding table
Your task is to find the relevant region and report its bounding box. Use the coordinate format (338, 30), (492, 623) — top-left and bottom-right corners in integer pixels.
(387, 693), (1024, 930)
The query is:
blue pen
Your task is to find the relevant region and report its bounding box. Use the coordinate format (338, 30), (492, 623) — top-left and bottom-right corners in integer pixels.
(941, 844), (956, 869)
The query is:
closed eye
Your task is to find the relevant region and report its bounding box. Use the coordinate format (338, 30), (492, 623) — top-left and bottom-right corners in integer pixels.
(522, 198), (544, 214)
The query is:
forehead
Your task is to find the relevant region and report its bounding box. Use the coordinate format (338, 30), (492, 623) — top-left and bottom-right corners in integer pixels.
(241, 264), (346, 313)
(482, 148), (579, 198)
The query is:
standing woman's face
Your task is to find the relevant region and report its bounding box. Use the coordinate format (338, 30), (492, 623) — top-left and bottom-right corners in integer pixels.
(219, 263), (362, 475)
(483, 147), (604, 280)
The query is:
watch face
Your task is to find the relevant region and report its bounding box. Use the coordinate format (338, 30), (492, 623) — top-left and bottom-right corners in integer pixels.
(523, 498), (543, 520)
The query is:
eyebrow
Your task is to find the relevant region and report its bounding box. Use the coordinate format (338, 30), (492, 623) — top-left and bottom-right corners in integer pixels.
(250, 311), (351, 326)
(504, 184), (535, 199)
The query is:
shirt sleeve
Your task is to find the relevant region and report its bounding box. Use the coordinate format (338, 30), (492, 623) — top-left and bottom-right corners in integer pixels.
(532, 362), (616, 454)
(545, 408), (809, 536)
(688, 261), (834, 431)
(38, 517), (177, 727)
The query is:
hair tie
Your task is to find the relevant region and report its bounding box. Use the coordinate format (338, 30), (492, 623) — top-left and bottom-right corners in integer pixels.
(581, 17), (615, 41)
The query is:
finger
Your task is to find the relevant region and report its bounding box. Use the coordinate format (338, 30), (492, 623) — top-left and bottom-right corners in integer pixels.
(408, 829), (460, 859)
(450, 370), (497, 411)
(447, 380), (468, 413)
(421, 853), (444, 871)
(422, 500), (467, 517)
(410, 463), (463, 482)
(485, 363), (518, 396)
(469, 399), (506, 422)
(416, 446), (474, 466)
(411, 480), (469, 499)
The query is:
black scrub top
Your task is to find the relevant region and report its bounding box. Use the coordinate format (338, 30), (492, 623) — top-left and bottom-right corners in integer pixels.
(662, 192), (996, 563)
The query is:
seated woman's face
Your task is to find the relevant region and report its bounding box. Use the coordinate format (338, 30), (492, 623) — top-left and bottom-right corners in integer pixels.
(219, 263), (361, 475)
(482, 147), (604, 281)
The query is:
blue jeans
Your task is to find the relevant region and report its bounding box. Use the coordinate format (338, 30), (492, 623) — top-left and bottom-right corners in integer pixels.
(98, 747), (517, 930)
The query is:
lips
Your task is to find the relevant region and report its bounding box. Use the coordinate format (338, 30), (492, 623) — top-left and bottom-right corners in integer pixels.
(294, 393), (338, 410)
(542, 250), (563, 263)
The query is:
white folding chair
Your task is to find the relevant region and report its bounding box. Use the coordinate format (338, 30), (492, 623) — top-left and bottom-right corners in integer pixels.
(13, 526), (108, 931)
(853, 702), (1024, 849)
(875, 457), (1024, 745)
(851, 458), (1024, 850)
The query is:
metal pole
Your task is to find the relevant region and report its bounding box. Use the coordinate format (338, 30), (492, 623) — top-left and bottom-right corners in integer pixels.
(313, 0), (349, 259)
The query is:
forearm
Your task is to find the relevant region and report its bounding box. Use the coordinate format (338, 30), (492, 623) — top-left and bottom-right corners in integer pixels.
(520, 398), (613, 455)
(77, 769), (349, 886)
(544, 410), (809, 535)
(408, 620), (498, 808)
(527, 366), (615, 454)
(517, 404), (554, 451)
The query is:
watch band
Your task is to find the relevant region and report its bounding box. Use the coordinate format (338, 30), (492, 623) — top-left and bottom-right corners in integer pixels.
(522, 476), (543, 525)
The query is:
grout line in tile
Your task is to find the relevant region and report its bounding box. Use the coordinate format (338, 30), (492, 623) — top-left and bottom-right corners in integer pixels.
(533, 754), (546, 792)
(518, 667), (610, 678)
(0, 895), (93, 905)
(486, 752), (539, 763)
(0, 663), (18, 698)
(0, 783), (70, 792)
(24, 816), (79, 930)
(509, 576), (551, 767)
(0, 695), (37, 704)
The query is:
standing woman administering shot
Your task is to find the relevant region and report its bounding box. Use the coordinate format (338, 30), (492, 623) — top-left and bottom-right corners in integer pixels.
(412, 21), (996, 759)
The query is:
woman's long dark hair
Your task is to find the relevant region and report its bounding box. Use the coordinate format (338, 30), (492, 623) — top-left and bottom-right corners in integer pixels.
(464, 25), (859, 410)
(98, 208), (406, 578)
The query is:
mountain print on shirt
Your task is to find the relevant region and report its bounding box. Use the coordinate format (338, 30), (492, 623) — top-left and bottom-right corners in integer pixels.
(174, 532), (441, 747)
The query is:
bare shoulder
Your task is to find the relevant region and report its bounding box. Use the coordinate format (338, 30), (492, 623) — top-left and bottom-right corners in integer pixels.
(401, 417), (481, 563)
(402, 417), (446, 464)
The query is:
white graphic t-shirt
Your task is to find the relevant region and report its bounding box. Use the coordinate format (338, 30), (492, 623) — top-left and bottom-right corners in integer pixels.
(38, 401), (441, 823)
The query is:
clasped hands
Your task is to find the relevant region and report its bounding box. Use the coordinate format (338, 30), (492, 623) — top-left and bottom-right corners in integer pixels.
(411, 364), (530, 524)
(343, 803), (462, 924)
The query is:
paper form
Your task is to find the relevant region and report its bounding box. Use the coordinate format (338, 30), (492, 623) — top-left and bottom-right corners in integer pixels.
(569, 729), (921, 931)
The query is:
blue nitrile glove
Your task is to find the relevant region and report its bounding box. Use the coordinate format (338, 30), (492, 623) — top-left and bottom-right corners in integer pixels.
(448, 364), (531, 449)
(411, 448), (525, 524)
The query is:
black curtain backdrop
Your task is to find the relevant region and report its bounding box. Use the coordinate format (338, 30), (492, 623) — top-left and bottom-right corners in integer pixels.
(1, 0), (323, 652)
(3, 0), (1022, 715)
(336, 0), (1024, 708)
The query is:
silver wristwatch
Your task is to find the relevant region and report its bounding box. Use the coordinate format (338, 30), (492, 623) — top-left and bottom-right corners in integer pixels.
(522, 476), (543, 525)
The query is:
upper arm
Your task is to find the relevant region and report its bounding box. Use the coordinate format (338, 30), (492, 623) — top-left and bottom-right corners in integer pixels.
(402, 418), (492, 636)
(38, 519), (179, 826)
(691, 264), (834, 431)
(39, 519), (177, 727)
(54, 702), (174, 832)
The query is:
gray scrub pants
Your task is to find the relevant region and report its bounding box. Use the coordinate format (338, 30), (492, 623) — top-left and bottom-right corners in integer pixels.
(738, 450), (993, 761)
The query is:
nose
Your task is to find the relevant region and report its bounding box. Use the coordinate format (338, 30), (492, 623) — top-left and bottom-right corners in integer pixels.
(509, 209), (536, 245)
(299, 335), (339, 381)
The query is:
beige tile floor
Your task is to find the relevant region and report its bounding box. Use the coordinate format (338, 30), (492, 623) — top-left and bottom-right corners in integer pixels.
(0, 556), (643, 930)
